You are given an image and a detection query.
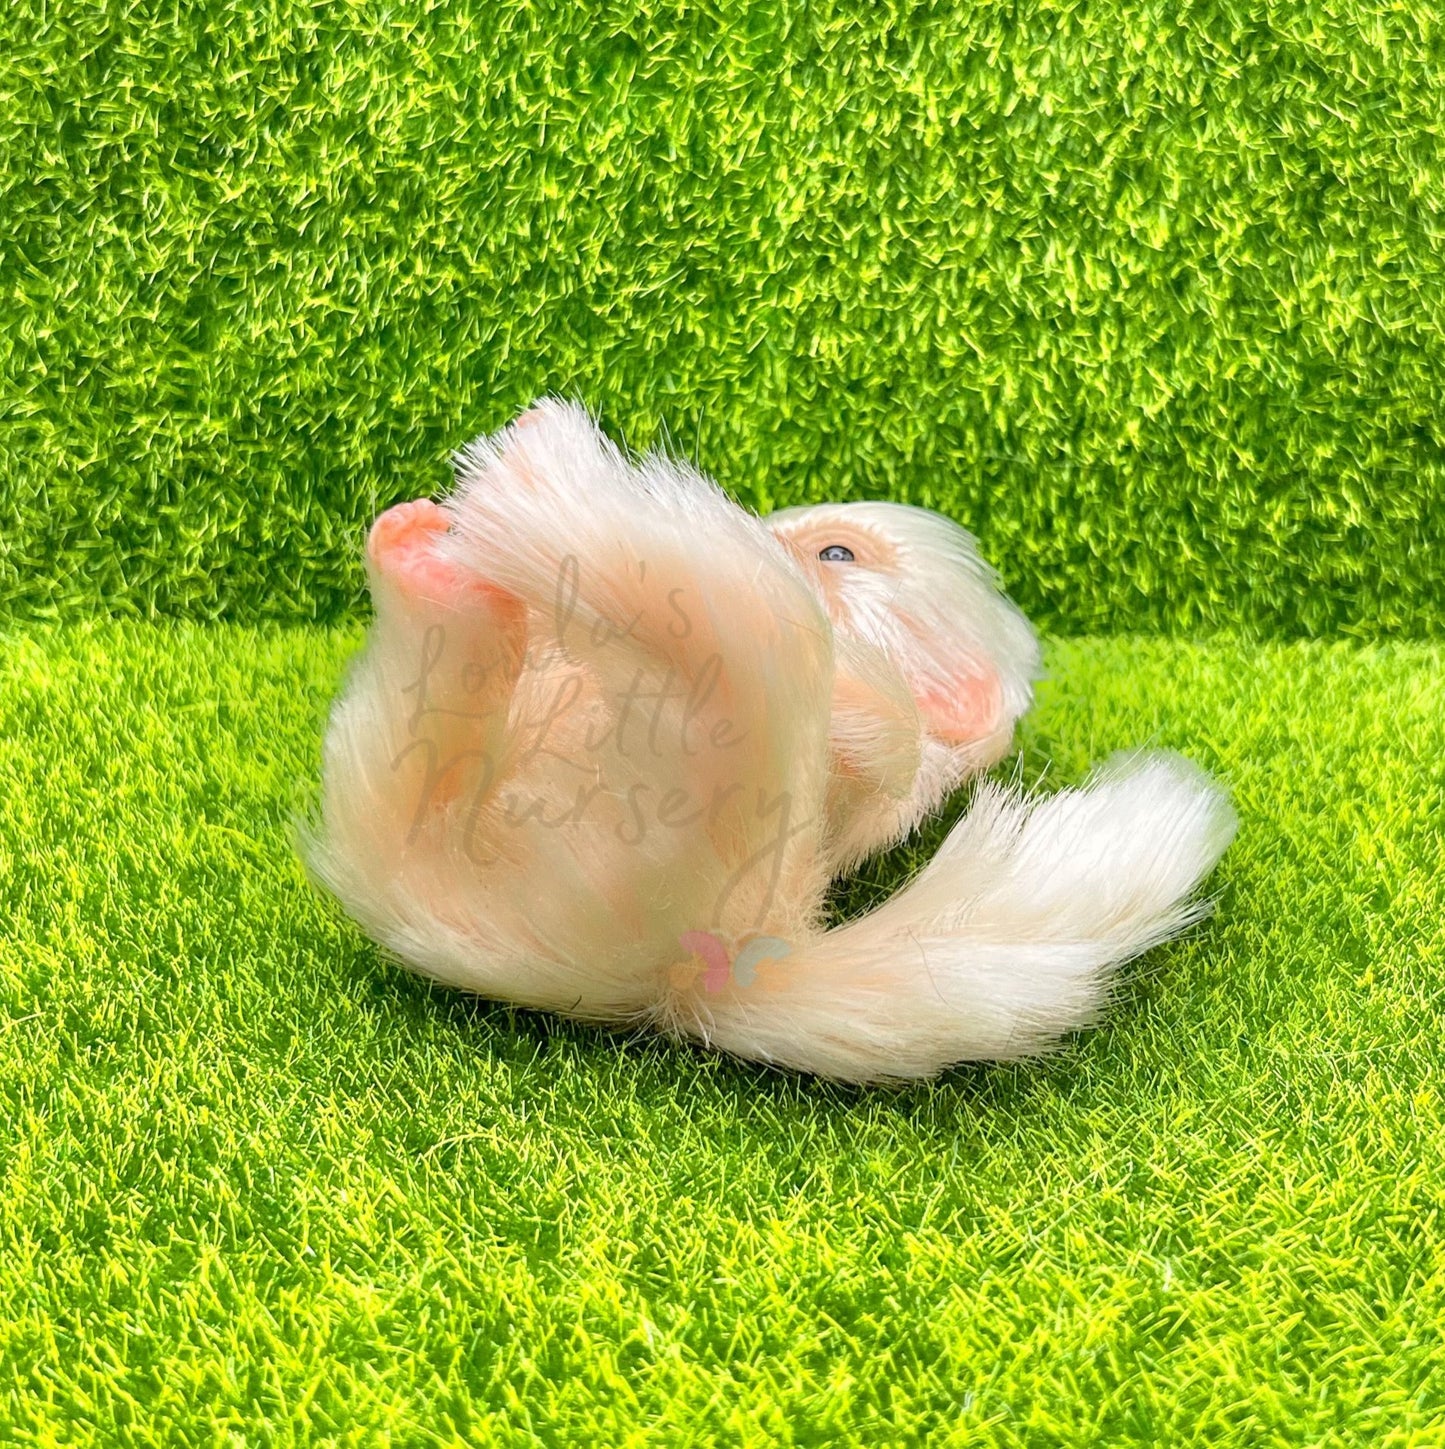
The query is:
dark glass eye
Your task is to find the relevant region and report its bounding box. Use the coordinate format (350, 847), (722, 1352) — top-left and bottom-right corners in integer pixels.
(818, 544), (855, 563)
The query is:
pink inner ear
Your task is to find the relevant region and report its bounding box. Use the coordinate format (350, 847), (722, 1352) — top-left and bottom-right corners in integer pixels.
(916, 661), (1004, 744)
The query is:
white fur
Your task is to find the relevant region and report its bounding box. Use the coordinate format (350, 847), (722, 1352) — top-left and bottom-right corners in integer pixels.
(670, 752), (1238, 1081)
(300, 399), (1237, 1083)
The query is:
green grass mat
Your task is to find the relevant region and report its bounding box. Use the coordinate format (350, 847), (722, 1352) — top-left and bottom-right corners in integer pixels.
(1, 622), (1440, 1442)
(4, 1), (1444, 633)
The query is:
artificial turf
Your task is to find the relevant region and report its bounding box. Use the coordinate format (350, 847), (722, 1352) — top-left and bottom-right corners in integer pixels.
(1, 621), (1441, 1443)
(3, 0), (1445, 634)
(4, 0), (1444, 1438)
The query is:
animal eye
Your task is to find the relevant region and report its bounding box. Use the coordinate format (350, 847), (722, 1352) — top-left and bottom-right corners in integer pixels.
(818, 544), (855, 563)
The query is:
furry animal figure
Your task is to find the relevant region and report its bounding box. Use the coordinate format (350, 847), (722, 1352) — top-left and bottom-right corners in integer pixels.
(301, 400), (1236, 1083)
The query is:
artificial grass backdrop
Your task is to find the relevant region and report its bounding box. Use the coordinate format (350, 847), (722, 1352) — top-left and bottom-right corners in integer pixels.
(5, 2), (1445, 1442)
(4, 0), (1445, 634)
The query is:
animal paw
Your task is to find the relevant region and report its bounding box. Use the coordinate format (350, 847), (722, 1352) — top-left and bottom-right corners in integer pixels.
(368, 499), (495, 609)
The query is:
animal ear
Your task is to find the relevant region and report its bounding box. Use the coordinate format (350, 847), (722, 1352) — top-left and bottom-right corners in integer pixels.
(913, 656), (1004, 745)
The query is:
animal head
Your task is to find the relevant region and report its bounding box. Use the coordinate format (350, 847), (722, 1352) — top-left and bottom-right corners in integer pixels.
(766, 501), (1042, 767)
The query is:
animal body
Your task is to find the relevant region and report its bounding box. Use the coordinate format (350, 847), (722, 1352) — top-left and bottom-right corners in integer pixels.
(301, 400), (1236, 1083)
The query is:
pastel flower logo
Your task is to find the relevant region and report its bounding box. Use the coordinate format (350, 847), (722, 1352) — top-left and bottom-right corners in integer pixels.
(671, 931), (793, 993)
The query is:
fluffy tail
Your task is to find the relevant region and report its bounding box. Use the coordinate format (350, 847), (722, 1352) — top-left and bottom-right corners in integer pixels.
(663, 751), (1238, 1083)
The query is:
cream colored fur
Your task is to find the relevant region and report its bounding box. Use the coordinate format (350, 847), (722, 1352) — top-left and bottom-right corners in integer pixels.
(299, 399), (1236, 1083)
